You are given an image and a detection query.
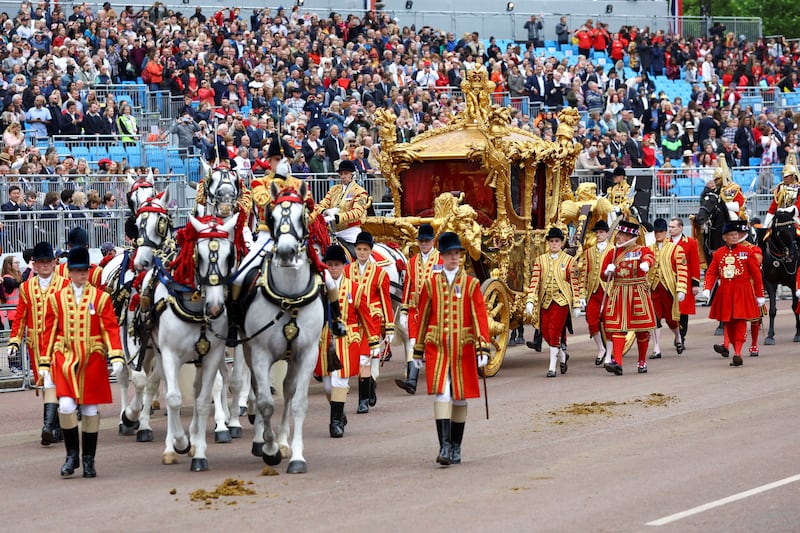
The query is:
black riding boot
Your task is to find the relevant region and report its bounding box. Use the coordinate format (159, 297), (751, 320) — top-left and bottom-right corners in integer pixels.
(449, 421), (465, 465)
(356, 378), (370, 414)
(368, 376), (377, 407)
(527, 329), (543, 351)
(436, 419), (451, 466)
(394, 362), (419, 394)
(329, 301), (347, 337)
(41, 403), (59, 445)
(329, 402), (345, 438)
(81, 431), (98, 478)
(60, 427), (80, 477)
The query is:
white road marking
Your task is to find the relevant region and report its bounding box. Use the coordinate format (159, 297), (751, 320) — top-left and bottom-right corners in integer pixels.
(646, 473), (800, 526)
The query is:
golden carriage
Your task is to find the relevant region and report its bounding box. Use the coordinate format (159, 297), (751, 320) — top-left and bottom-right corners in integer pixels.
(365, 64), (582, 376)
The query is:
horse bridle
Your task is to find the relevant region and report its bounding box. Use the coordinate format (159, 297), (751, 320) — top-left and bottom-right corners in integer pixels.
(195, 232), (233, 288)
(269, 189), (310, 251)
(136, 196), (172, 249)
(206, 169), (240, 218)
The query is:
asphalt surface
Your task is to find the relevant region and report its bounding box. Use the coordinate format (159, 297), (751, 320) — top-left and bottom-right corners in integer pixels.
(2, 301), (799, 532)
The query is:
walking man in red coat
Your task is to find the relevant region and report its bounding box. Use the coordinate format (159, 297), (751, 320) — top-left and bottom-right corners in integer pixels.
(601, 220), (657, 375)
(667, 217), (701, 344)
(702, 222), (765, 366)
(41, 248), (125, 477)
(581, 220), (612, 365)
(410, 232), (491, 466)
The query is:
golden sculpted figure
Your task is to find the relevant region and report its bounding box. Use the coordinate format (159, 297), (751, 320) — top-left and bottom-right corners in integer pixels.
(460, 59), (495, 123)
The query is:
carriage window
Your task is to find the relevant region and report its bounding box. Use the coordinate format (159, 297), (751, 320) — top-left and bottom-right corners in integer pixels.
(510, 164), (523, 216)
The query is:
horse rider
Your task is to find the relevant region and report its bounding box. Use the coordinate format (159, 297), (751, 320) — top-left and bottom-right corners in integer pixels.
(715, 156), (746, 222)
(601, 220), (657, 375)
(580, 220), (612, 365)
(8, 242), (70, 446)
(525, 227), (581, 378)
(56, 227), (104, 287)
(762, 151), (800, 236)
(395, 223), (442, 394)
(647, 218), (689, 360)
(40, 247), (124, 478)
(314, 159), (370, 246)
(346, 231), (394, 414)
(702, 222), (765, 367)
(667, 217), (702, 345)
(409, 232), (490, 466)
(735, 220), (766, 358)
(607, 166), (634, 222)
(316, 244), (364, 438)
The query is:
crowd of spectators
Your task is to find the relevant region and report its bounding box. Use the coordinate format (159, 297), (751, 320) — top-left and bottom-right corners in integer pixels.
(0, 2), (797, 197)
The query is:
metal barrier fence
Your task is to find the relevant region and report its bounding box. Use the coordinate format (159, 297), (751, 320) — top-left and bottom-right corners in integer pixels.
(0, 303), (29, 391)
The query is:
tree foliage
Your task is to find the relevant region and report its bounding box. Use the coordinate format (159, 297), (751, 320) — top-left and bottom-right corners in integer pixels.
(681, 0), (799, 38)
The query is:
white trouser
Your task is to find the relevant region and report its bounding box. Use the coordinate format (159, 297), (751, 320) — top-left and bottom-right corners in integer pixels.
(336, 226), (361, 243)
(434, 375), (466, 406)
(59, 397), (98, 416)
(43, 371), (55, 390)
(330, 370), (349, 389)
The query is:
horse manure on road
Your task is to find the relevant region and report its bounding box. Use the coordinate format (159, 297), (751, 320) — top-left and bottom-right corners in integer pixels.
(548, 393), (677, 424)
(190, 478), (256, 505)
(261, 466), (280, 476)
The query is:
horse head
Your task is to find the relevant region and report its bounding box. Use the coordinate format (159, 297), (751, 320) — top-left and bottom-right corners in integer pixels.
(189, 213), (239, 319)
(205, 168), (241, 219)
(768, 209), (799, 260)
(694, 187), (720, 227)
(269, 181), (309, 268)
(133, 189), (171, 271)
(126, 169), (156, 214)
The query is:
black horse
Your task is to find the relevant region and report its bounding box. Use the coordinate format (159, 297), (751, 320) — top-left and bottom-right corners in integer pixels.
(759, 209), (800, 344)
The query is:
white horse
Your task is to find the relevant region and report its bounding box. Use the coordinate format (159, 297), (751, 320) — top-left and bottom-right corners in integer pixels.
(241, 183), (324, 473)
(144, 214), (239, 470)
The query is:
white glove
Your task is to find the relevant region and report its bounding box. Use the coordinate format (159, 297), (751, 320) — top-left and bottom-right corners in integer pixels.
(323, 214), (335, 223)
(112, 361), (124, 377)
(384, 333), (394, 345)
(477, 354), (488, 368)
(604, 264), (616, 275)
(573, 307), (581, 317)
(39, 368), (49, 384)
(370, 346), (382, 358)
(412, 359), (424, 370)
(677, 292), (686, 302)
(579, 298), (587, 308)
(7, 345), (18, 359)
(524, 302), (534, 316)
(639, 262), (650, 273)
(757, 297), (766, 307)
(702, 289), (711, 300)
(326, 207), (340, 217)
(396, 311), (408, 332)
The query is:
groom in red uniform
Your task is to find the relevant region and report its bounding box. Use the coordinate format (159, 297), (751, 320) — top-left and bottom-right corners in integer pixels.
(703, 222), (765, 366)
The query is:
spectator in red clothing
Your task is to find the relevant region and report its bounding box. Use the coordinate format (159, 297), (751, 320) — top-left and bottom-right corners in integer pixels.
(575, 22), (594, 58)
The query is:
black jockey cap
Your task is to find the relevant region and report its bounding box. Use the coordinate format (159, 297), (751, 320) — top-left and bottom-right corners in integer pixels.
(67, 247), (91, 269)
(722, 221), (740, 234)
(592, 220), (610, 232)
(322, 244), (348, 263)
(546, 227), (565, 241)
(32, 241), (55, 261)
(437, 231), (464, 253)
(337, 159), (356, 173)
(417, 223), (435, 241)
(67, 226), (89, 248)
(613, 166), (626, 177)
(355, 231), (374, 248)
(653, 218), (668, 232)
(267, 132), (295, 159)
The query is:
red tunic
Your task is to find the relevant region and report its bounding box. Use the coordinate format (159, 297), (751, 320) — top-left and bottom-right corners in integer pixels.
(410, 269), (490, 400)
(315, 274), (370, 378)
(345, 261), (394, 349)
(8, 274), (70, 381)
(674, 235), (701, 315)
(601, 243), (657, 332)
(40, 283), (124, 404)
(703, 244), (764, 322)
(401, 250), (442, 335)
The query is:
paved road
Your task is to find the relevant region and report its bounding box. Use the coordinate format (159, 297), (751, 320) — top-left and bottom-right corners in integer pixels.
(2, 303), (799, 532)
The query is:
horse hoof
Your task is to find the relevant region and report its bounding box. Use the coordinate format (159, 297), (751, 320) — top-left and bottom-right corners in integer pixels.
(251, 442), (263, 458)
(191, 458), (209, 472)
(765, 337), (776, 346)
(238, 406), (247, 417)
(214, 430), (232, 444)
(287, 460), (307, 474)
(162, 452), (178, 465)
(136, 429), (153, 442)
(262, 451), (282, 466)
(280, 444), (292, 459)
(118, 423), (136, 436)
(175, 439), (192, 455)
(229, 427), (242, 439)
(248, 414), (256, 425)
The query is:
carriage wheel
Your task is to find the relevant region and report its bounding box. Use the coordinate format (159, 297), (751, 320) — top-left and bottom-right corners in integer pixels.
(480, 278), (511, 377)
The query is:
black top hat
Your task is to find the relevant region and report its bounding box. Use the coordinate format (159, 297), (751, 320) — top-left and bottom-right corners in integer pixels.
(322, 244), (347, 263)
(266, 133), (295, 159)
(337, 159), (356, 173)
(613, 166), (626, 177)
(67, 247), (91, 269)
(67, 226), (89, 247)
(546, 227), (565, 241)
(592, 220), (610, 232)
(617, 220), (640, 236)
(722, 221), (740, 234)
(417, 223), (435, 241)
(437, 231), (464, 253)
(653, 218), (668, 232)
(32, 241), (55, 261)
(355, 231), (374, 247)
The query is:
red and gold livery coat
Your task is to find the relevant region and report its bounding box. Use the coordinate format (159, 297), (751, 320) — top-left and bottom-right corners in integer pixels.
(704, 243), (764, 321)
(8, 274), (70, 381)
(674, 235), (701, 314)
(316, 275), (366, 378)
(410, 269), (491, 400)
(601, 243), (657, 332)
(401, 250), (442, 334)
(40, 283), (124, 404)
(647, 240), (689, 322)
(313, 182), (369, 231)
(344, 261), (394, 348)
(251, 173), (310, 229)
(580, 243), (611, 300)
(525, 250), (580, 329)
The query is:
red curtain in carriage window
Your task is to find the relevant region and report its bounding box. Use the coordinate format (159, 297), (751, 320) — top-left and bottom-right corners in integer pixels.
(400, 161), (496, 226)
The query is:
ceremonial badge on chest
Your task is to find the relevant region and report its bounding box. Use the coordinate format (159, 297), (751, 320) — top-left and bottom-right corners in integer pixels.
(433, 264), (442, 272)
(455, 285), (461, 299)
(723, 255), (736, 279)
(739, 252), (748, 259)
(89, 303), (96, 316)
(625, 251), (641, 260)
(347, 292), (353, 304)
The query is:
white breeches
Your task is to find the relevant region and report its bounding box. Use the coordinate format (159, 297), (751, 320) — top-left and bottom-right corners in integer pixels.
(330, 370), (349, 389)
(43, 371), (55, 390)
(59, 397), (98, 416)
(434, 376), (466, 406)
(336, 226), (361, 243)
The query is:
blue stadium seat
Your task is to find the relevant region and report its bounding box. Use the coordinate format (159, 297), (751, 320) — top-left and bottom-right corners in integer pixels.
(109, 145), (126, 162)
(169, 158), (186, 175)
(126, 145), (142, 167)
(72, 146), (90, 160)
(145, 145), (168, 173)
(692, 179), (706, 196)
(749, 157), (762, 167)
(675, 178), (692, 197)
(90, 145), (108, 160)
(186, 157), (201, 182)
(545, 40), (557, 49)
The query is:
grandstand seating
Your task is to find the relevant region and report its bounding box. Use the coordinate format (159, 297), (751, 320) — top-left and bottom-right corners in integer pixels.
(126, 145), (142, 167)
